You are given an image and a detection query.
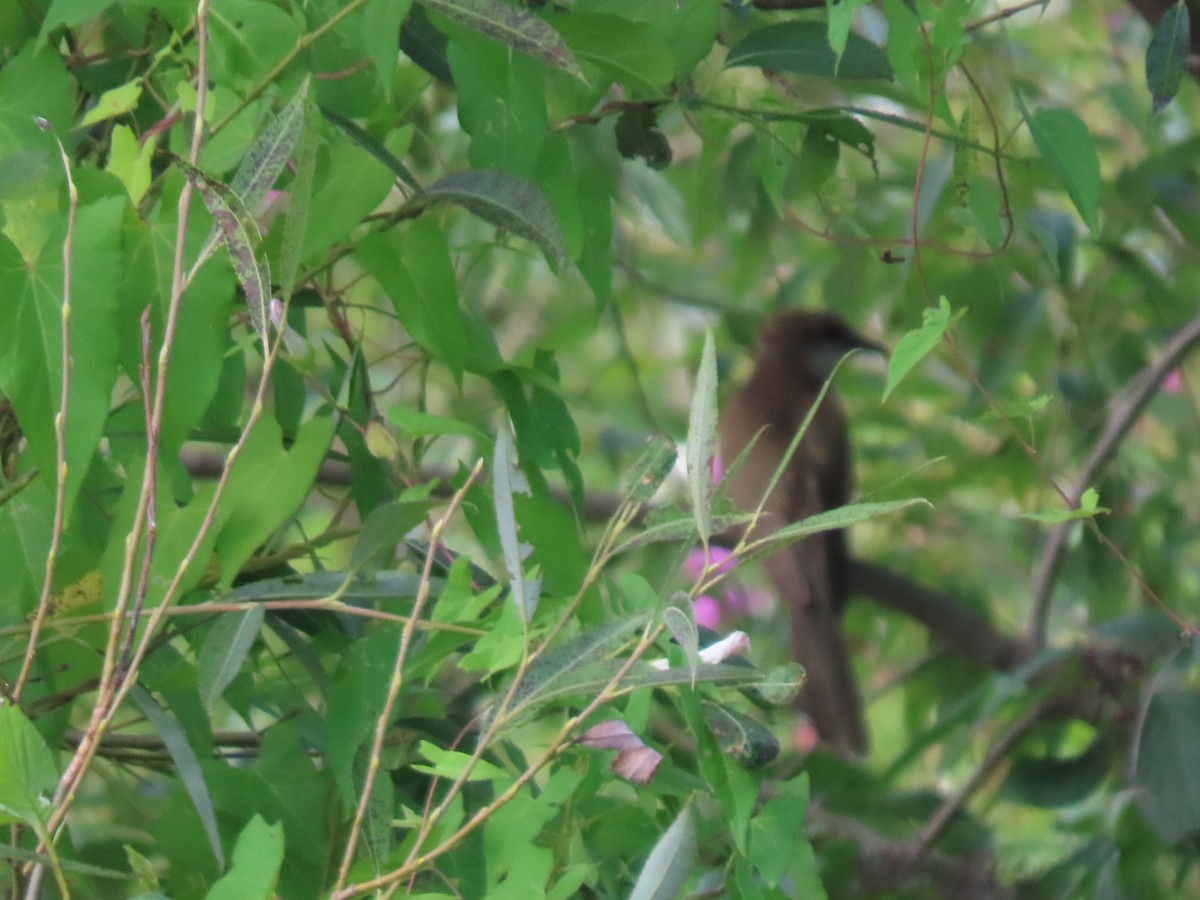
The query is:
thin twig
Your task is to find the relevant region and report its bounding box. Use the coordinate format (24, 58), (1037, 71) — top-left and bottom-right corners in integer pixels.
(332, 459), (485, 892)
(14, 124), (78, 703)
(1027, 308), (1200, 646)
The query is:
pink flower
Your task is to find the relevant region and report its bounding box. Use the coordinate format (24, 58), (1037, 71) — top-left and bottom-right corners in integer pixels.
(692, 595), (722, 629)
(1163, 369), (1184, 394)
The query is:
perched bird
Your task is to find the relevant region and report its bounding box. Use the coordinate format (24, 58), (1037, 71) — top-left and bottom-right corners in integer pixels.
(719, 311), (882, 754)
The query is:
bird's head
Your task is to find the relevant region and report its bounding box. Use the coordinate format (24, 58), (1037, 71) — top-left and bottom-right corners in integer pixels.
(756, 311), (885, 383)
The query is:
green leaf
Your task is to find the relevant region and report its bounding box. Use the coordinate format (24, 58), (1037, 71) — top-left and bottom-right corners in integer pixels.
(0, 705), (57, 829)
(197, 606), (266, 713)
(743, 499), (929, 565)
(413, 168), (566, 268)
(1136, 686), (1200, 842)
(79, 79), (143, 126)
(1018, 99), (1101, 233)
(0, 197), (124, 525)
(827, 0), (873, 67)
(749, 775), (811, 888)
(320, 107), (420, 191)
(214, 413), (336, 587)
(278, 85), (319, 303)
(883, 297), (960, 401)
(364, 0), (415, 99)
(204, 815), (284, 900)
(1146, 0), (1190, 113)
(726, 22), (892, 80)
(224, 570), (433, 602)
(550, 12), (675, 94)
(686, 329), (718, 546)
(494, 425), (539, 622)
(386, 404), (490, 445)
(357, 222), (471, 378)
(413, 741), (509, 782)
(351, 500), (433, 573)
(702, 701), (780, 769)
(623, 433), (678, 507)
(1021, 486), (1110, 523)
(629, 804), (696, 900)
(131, 687), (224, 870)
(175, 157), (272, 347)
(663, 598), (699, 683)
(419, 0), (583, 79)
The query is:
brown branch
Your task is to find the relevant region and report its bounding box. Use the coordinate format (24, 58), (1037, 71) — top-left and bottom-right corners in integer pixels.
(849, 560), (1032, 670)
(1027, 307), (1200, 646)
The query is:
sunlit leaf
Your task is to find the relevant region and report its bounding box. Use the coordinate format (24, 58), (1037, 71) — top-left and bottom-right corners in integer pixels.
(204, 815), (283, 900)
(883, 298), (960, 401)
(686, 329), (718, 546)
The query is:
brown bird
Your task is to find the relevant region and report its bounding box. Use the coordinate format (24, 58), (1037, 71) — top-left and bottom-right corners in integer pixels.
(719, 311), (882, 755)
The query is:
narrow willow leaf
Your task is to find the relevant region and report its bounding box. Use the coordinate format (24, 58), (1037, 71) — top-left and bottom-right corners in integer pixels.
(503, 611), (652, 720)
(278, 87), (318, 303)
(229, 77), (308, 212)
(686, 329), (718, 545)
(614, 512), (753, 555)
(418, 0), (584, 80)
(663, 597), (699, 684)
(175, 157), (271, 346)
(1146, 0), (1189, 114)
(320, 106), (421, 190)
(494, 425), (539, 622)
(741, 498), (929, 566)
(224, 570), (435, 602)
(131, 687), (224, 870)
(726, 22), (892, 80)
(623, 433), (678, 506)
(197, 605), (265, 713)
(630, 804), (696, 900)
(883, 298), (960, 401)
(411, 168), (565, 267)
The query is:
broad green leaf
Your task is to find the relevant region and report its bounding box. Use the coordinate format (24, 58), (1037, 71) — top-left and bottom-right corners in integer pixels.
(197, 605), (266, 713)
(300, 134), (397, 257)
(38, 0), (117, 41)
(419, 0), (583, 79)
(0, 705), (57, 828)
(357, 222), (471, 379)
(629, 804), (696, 900)
(883, 297), (960, 401)
(0, 197), (124, 524)
(1146, 0), (1189, 113)
(827, 0), (872, 66)
(550, 11), (675, 94)
(726, 22), (892, 80)
(749, 776), (811, 888)
(351, 500), (433, 573)
(214, 414), (336, 587)
(413, 741), (508, 782)
(175, 157), (271, 346)
(204, 815), (284, 900)
(413, 169), (565, 268)
(386, 404), (489, 444)
(0, 46), (73, 159)
(1019, 99), (1101, 233)
(1136, 686), (1200, 842)
(364, 0), (414, 99)
(494, 425), (539, 622)
(131, 687), (224, 870)
(106, 124), (154, 204)
(79, 79), (142, 126)
(686, 329), (718, 546)
(881, 0), (923, 102)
